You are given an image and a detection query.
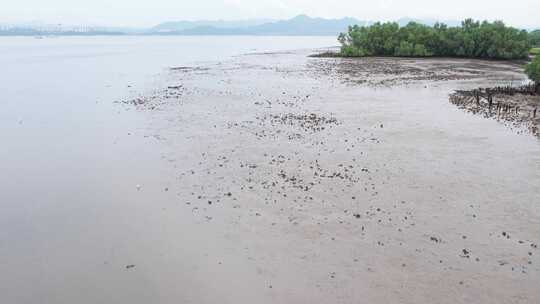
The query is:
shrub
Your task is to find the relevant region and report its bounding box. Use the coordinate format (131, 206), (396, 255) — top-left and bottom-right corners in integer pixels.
(529, 30), (540, 47)
(338, 19), (530, 59)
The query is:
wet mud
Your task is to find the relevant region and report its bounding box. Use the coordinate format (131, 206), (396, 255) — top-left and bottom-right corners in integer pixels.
(117, 49), (540, 303)
(450, 85), (540, 136)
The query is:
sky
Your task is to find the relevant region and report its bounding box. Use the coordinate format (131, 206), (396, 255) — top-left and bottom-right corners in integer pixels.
(1, 0), (538, 29)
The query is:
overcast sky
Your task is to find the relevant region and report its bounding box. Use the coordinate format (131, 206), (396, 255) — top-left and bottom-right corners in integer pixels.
(1, 0), (538, 28)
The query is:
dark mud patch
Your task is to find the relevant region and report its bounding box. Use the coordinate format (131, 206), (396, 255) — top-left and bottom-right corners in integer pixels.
(309, 51), (342, 58)
(307, 56), (523, 87)
(254, 112), (340, 141)
(227, 113), (341, 141)
(263, 113), (340, 133)
(170, 66), (211, 73)
(114, 85), (186, 109)
(253, 94), (312, 109)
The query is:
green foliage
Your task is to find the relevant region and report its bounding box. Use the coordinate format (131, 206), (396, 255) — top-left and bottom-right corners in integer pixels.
(339, 19), (530, 60)
(529, 30), (540, 47)
(525, 55), (540, 84)
(395, 41), (414, 56)
(531, 48), (540, 56)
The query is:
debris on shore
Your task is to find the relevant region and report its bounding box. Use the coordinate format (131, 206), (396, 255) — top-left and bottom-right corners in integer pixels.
(449, 84), (540, 136)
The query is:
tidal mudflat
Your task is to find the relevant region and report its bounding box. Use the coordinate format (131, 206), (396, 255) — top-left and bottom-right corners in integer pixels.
(1, 37), (539, 304)
(116, 49), (540, 303)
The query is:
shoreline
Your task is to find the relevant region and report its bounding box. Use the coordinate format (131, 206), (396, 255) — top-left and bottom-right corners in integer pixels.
(308, 51), (539, 136)
(310, 50), (533, 63)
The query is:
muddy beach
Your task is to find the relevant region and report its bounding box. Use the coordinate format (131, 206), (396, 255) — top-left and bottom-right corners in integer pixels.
(2, 36), (538, 303)
(115, 49), (540, 303)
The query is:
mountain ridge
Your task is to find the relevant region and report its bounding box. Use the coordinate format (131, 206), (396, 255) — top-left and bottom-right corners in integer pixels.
(150, 15), (367, 36)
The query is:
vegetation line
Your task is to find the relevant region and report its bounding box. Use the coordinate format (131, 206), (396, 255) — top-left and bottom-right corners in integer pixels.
(337, 19), (532, 60)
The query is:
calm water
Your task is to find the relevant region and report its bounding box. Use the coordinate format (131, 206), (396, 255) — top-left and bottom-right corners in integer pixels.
(0, 36), (336, 304)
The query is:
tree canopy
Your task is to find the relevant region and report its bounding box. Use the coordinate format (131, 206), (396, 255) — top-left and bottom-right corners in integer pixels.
(529, 30), (540, 47)
(338, 19), (530, 60)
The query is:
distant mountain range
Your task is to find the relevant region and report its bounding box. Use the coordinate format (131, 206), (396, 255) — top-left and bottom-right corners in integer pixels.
(1, 15), (535, 37)
(151, 15), (367, 36)
(152, 19), (275, 32)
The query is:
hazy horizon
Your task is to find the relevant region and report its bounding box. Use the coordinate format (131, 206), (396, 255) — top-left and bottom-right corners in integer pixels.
(1, 0), (539, 29)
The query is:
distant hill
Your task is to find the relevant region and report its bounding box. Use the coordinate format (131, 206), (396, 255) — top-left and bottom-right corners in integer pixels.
(149, 15), (470, 36)
(150, 15), (367, 36)
(151, 19), (274, 33)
